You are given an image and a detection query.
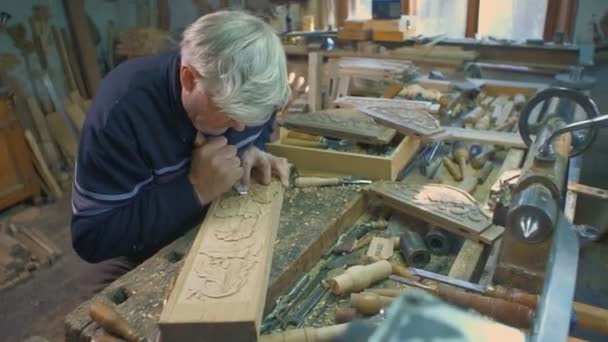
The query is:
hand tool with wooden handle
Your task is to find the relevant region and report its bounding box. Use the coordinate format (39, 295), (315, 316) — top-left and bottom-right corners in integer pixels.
(293, 176), (372, 188)
(398, 229), (430, 268)
(350, 292), (394, 315)
(442, 157), (462, 181)
(334, 307), (358, 323)
(194, 132), (248, 195)
(389, 275), (534, 329)
(327, 260), (392, 296)
(452, 141), (468, 176)
(471, 146), (496, 169)
(89, 302), (141, 342)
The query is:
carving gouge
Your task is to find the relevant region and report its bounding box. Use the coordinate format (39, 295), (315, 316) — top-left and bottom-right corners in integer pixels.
(293, 176), (372, 188)
(194, 132), (248, 195)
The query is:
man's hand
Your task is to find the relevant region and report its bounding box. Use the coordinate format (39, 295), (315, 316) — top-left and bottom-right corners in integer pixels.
(241, 145), (291, 188)
(189, 137), (243, 206)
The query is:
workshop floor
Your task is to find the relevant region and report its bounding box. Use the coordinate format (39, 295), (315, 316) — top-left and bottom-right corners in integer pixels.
(0, 196), (93, 342)
(1, 67), (608, 342)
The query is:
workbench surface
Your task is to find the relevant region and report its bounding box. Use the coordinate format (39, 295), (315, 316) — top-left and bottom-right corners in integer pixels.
(65, 187), (363, 341)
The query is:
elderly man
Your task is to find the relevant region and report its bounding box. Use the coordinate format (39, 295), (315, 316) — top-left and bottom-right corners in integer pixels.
(71, 11), (291, 288)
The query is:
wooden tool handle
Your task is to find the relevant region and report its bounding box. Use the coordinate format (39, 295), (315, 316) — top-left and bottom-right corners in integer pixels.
(282, 137), (321, 148)
(327, 260), (392, 296)
(335, 307), (358, 323)
(436, 285), (533, 329)
(463, 106), (485, 124)
(89, 302), (140, 342)
(487, 285), (539, 310)
(294, 177), (341, 188)
(365, 288), (403, 297)
(260, 323), (349, 342)
(573, 302), (608, 335)
(350, 292), (394, 315)
(287, 131), (322, 142)
(443, 157), (463, 181)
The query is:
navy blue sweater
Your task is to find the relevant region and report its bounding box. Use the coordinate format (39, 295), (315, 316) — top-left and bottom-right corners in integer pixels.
(71, 50), (275, 263)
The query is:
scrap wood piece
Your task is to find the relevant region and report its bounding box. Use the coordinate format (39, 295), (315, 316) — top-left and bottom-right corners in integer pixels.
(64, 0), (102, 96)
(367, 182), (498, 244)
(8, 223), (62, 264)
(51, 26), (78, 94)
(448, 239), (485, 281)
(359, 105), (444, 138)
(279, 109), (396, 145)
(437, 126), (527, 149)
(567, 182), (608, 200)
(0, 229), (32, 290)
(159, 181), (284, 341)
(46, 112), (78, 165)
(334, 96), (440, 114)
(23, 130), (63, 198)
(60, 28), (88, 98)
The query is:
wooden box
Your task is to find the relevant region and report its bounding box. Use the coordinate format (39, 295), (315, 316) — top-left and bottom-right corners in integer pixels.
(372, 30), (414, 42)
(267, 134), (420, 180)
(337, 28), (372, 41)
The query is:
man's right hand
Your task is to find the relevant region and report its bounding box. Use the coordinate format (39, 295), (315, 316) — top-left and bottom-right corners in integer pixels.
(188, 136), (243, 206)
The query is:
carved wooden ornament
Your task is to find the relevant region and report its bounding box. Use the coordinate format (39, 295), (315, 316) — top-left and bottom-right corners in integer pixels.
(334, 96), (439, 113)
(368, 182), (494, 242)
(159, 181), (284, 340)
(279, 109), (396, 145)
(359, 105), (444, 137)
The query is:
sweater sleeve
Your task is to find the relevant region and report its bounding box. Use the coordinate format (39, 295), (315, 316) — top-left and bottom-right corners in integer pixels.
(71, 115), (205, 263)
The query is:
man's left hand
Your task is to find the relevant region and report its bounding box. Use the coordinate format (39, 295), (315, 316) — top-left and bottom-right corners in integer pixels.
(241, 146), (291, 188)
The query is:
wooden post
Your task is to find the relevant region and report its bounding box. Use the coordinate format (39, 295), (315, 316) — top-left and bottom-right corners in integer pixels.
(307, 52), (323, 112)
(64, 0), (102, 97)
(465, 0), (480, 38)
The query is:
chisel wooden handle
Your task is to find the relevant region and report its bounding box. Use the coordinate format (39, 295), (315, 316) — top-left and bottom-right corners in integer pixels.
(89, 302), (140, 342)
(436, 285), (533, 329)
(443, 157), (462, 181)
(260, 323), (349, 342)
(327, 260), (392, 296)
(574, 302), (608, 335)
(287, 131), (322, 141)
(350, 292), (394, 315)
(282, 138), (321, 148)
(294, 177), (341, 188)
(486, 285), (539, 310)
(452, 141), (468, 176)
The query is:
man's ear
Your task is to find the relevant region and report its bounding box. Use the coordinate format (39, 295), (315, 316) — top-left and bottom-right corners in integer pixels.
(180, 65), (197, 93)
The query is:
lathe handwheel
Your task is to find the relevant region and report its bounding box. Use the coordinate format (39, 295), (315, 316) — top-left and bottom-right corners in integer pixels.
(518, 87), (600, 157)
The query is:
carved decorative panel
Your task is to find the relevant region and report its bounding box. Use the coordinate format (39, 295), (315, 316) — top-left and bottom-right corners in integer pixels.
(359, 105), (444, 137)
(368, 182), (493, 240)
(280, 109), (396, 145)
(334, 96), (439, 113)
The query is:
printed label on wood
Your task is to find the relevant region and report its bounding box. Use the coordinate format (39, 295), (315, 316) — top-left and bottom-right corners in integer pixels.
(368, 182), (493, 241)
(359, 105), (444, 137)
(279, 109), (396, 145)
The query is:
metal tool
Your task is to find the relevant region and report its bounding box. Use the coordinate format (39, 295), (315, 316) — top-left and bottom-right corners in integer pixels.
(419, 141), (440, 176)
(261, 274), (310, 333)
(282, 283), (329, 328)
(293, 176), (372, 188)
(408, 268), (485, 293)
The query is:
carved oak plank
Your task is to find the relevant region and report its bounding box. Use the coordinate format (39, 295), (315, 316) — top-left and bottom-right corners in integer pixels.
(333, 96), (440, 114)
(359, 105), (444, 137)
(367, 182), (496, 244)
(158, 182), (284, 341)
(279, 109), (396, 145)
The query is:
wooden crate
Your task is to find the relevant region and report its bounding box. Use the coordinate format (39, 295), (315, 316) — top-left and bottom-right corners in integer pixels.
(267, 134), (421, 181)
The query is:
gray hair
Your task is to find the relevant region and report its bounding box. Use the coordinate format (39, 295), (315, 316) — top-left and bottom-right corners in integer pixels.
(181, 10), (290, 126)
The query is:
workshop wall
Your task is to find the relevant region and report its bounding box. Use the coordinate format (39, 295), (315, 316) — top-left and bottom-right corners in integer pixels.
(572, 0), (608, 43)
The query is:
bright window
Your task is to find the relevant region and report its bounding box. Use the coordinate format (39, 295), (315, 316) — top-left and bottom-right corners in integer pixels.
(415, 0), (467, 37)
(478, 0), (548, 40)
(349, 0), (372, 20)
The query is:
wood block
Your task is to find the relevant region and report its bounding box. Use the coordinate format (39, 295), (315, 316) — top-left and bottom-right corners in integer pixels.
(344, 19), (371, 30)
(368, 19), (406, 32)
(337, 29), (371, 41)
(439, 127), (527, 149)
(359, 105), (444, 137)
(367, 182), (496, 243)
(372, 30), (409, 42)
(366, 237), (394, 260)
(448, 239), (484, 281)
(279, 109), (396, 145)
(159, 182), (284, 341)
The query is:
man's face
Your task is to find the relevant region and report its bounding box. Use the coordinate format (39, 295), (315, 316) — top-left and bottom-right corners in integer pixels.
(180, 64), (245, 135)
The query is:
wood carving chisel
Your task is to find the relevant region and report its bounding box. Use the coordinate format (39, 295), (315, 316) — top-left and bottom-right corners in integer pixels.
(89, 301), (142, 342)
(293, 176), (372, 188)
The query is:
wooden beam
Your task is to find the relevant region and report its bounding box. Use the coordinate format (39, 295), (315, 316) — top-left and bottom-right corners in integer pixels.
(159, 182), (284, 341)
(544, 0), (575, 41)
(307, 52), (322, 112)
(64, 0), (101, 97)
(465, 0), (480, 38)
(336, 0), (349, 29)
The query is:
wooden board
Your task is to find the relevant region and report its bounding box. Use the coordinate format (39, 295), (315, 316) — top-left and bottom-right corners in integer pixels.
(448, 239), (484, 281)
(438, 127), (527, 149)
(337, 29), (371, 41)
(159, 182), (284, 340)
(307, 52), (322, 112)
(367, 182), (495, 243)
(359, 105), (444, 137)
(279, 109), (396, 145)
(46, 112), (78, 165)
(64, 0), (102, 97)
(333, 96), (439, 114)
(65, 188), (363, 341)
(23, 130), (62, 198)
(267, 135), (420, 181)
(372, 30), (410, 42)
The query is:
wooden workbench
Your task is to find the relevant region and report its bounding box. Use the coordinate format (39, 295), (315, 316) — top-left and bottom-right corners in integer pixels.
(65, 187), (365, 341)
